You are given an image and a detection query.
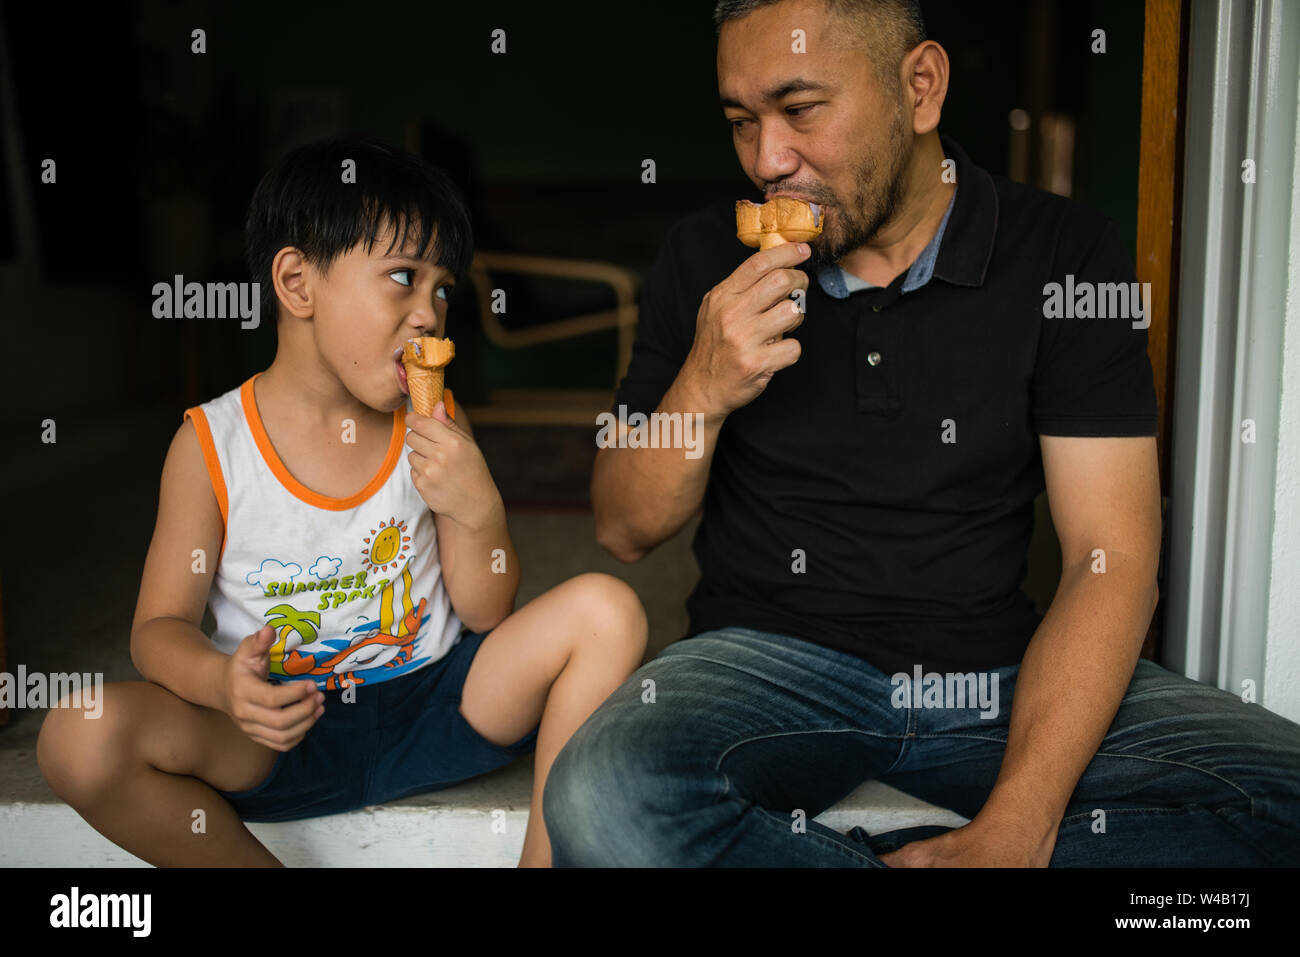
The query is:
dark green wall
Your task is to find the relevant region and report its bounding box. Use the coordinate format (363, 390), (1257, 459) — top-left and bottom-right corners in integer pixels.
(5, 0), (1147, 411)
(210, 0), (1142, 235)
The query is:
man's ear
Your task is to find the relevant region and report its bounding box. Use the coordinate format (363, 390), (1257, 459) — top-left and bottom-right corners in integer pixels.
(904, 40), (949, 136)
(272, 246), (314, 320)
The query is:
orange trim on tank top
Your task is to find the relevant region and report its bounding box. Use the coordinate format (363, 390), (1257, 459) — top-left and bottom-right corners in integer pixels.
(183, 406), (229, 561)
(240, 373), (407, 511)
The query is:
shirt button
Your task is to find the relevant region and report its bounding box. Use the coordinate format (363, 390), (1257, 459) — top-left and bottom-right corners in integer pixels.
(867, 351), (882, 366)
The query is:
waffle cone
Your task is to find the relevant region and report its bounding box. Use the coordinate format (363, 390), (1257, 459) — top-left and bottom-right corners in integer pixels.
(406, 365), (444, 417)
(736, 197), (822, 249)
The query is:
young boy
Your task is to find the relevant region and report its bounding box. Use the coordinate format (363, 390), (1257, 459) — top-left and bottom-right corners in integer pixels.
(36, 135), (648, 867)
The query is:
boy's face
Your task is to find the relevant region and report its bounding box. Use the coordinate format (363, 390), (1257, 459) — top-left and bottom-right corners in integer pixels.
(301, 220), (456, 412)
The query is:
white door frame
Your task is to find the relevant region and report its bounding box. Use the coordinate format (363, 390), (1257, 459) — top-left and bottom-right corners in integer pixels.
(1165, 0), (1299, 705)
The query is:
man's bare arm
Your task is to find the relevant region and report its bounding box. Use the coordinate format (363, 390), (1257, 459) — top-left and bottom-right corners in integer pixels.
(591, 377), (723, 562)
(974, 434), (1162, 862)
(593, 241), (812, 562)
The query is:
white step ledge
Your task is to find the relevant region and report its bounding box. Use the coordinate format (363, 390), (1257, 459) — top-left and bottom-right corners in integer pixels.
(0, 748), (968, 867)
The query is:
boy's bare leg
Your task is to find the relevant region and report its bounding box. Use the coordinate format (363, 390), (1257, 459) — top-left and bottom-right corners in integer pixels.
(37, 681), (284, 867)
(457, 572), (648, 867)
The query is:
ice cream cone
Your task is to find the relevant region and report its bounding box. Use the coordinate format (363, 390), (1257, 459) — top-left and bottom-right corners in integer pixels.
(402, 336), (455, 417)
(406, 366), (444, 417)
(736, 197), (823, 250)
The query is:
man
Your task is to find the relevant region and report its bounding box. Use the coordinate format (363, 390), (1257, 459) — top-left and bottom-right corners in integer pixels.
(542, 0), (1300, 865)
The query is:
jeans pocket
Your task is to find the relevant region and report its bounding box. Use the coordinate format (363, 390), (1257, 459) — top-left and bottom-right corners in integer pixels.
(847, 823), (956, 855)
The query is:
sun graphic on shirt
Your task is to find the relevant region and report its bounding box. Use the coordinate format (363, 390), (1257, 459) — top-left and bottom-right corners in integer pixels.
(361, 517), (411, 573)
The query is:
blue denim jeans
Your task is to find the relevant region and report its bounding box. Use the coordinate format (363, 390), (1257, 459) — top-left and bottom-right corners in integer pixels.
(543, 628), (1300, 866)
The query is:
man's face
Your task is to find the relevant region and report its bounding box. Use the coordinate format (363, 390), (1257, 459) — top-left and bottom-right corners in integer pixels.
(718, 0), (911, 264)
(302, 219), (455, 411)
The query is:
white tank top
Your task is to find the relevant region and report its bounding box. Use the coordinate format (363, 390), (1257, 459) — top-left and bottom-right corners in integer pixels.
(183, 373), (463, 691)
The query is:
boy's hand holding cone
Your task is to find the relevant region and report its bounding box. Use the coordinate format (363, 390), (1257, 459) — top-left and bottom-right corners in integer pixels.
(402, 336), (501, 529)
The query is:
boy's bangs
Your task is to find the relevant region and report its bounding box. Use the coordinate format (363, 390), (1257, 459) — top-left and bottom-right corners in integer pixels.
(359, 195), (471, 279)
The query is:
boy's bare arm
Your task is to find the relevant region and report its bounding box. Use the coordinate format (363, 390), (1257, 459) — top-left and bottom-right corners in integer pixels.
(130, 419), (233, 711)
(131, 420), (322, 749)
(427, 408), (520, 632)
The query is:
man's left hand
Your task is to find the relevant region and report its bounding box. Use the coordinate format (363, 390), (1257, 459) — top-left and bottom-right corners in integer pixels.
(877, 818), (1056, 867)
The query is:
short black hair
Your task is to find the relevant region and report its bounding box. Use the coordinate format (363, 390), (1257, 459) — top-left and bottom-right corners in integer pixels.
(243, 134), (474, 325)
(714, 0), (926, 91)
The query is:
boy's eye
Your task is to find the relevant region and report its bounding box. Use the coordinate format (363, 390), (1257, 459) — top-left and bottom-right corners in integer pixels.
(391, 268), (414, 287)
(436, 285), (452, 302)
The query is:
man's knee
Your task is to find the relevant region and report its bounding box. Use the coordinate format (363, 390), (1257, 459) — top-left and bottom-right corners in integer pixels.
(543, 708), (657, 865)
(543, 672), (734, 866)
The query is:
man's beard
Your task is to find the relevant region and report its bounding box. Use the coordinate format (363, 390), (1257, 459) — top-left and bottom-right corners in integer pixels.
(809, 105), (911, 267)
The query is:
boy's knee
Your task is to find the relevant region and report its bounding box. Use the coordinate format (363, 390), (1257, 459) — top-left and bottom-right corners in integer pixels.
(37, 687), (133, 802)
(567, 573), (647, 650)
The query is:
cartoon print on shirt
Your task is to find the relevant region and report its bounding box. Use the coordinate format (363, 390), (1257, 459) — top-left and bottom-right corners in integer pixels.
(264, 604), (322, 673)
(308, 556), (342, 580)
(246, 558), (302, 590)
(261, 556), (428, 691)
(361, 516), (411, 573)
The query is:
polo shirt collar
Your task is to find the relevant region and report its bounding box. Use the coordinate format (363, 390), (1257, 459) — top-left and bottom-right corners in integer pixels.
(931, 134), (997, 288)
(816, 189), (953, 298)
(813, 133), (998, 298)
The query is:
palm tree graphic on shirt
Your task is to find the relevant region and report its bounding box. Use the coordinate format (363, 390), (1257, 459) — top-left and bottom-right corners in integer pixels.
(262, 557), (427, 690)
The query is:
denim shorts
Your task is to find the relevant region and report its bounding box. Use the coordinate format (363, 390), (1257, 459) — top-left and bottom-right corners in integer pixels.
(217, 628), (539, 823)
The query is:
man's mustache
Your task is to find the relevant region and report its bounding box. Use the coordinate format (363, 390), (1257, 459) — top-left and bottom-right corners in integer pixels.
(765, 185), (836, 205)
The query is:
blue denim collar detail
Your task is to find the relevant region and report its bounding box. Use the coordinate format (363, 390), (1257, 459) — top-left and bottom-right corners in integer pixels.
(815, 187), (957, 300)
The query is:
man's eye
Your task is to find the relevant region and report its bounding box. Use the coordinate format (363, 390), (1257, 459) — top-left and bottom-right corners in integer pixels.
(391, 269), (414, 287)
(787, 105), (815, 118)
(729, 118), (750, 132)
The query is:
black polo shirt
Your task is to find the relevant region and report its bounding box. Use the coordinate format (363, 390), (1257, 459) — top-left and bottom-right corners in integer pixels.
(613, 135), (1158, 676)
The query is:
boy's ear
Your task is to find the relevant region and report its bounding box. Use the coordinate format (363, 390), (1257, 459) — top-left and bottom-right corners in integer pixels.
(272, 246), (315, 320)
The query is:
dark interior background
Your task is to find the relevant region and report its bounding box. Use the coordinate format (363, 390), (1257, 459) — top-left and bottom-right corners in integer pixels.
(1, 0), (1142, 411)
(0, 0), (1145, 695)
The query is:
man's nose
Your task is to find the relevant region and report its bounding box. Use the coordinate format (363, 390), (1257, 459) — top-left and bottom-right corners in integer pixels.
(752, 121), (800, 183)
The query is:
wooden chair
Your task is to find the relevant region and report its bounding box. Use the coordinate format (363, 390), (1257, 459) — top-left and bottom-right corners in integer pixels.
(461, 251), (641, 426)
